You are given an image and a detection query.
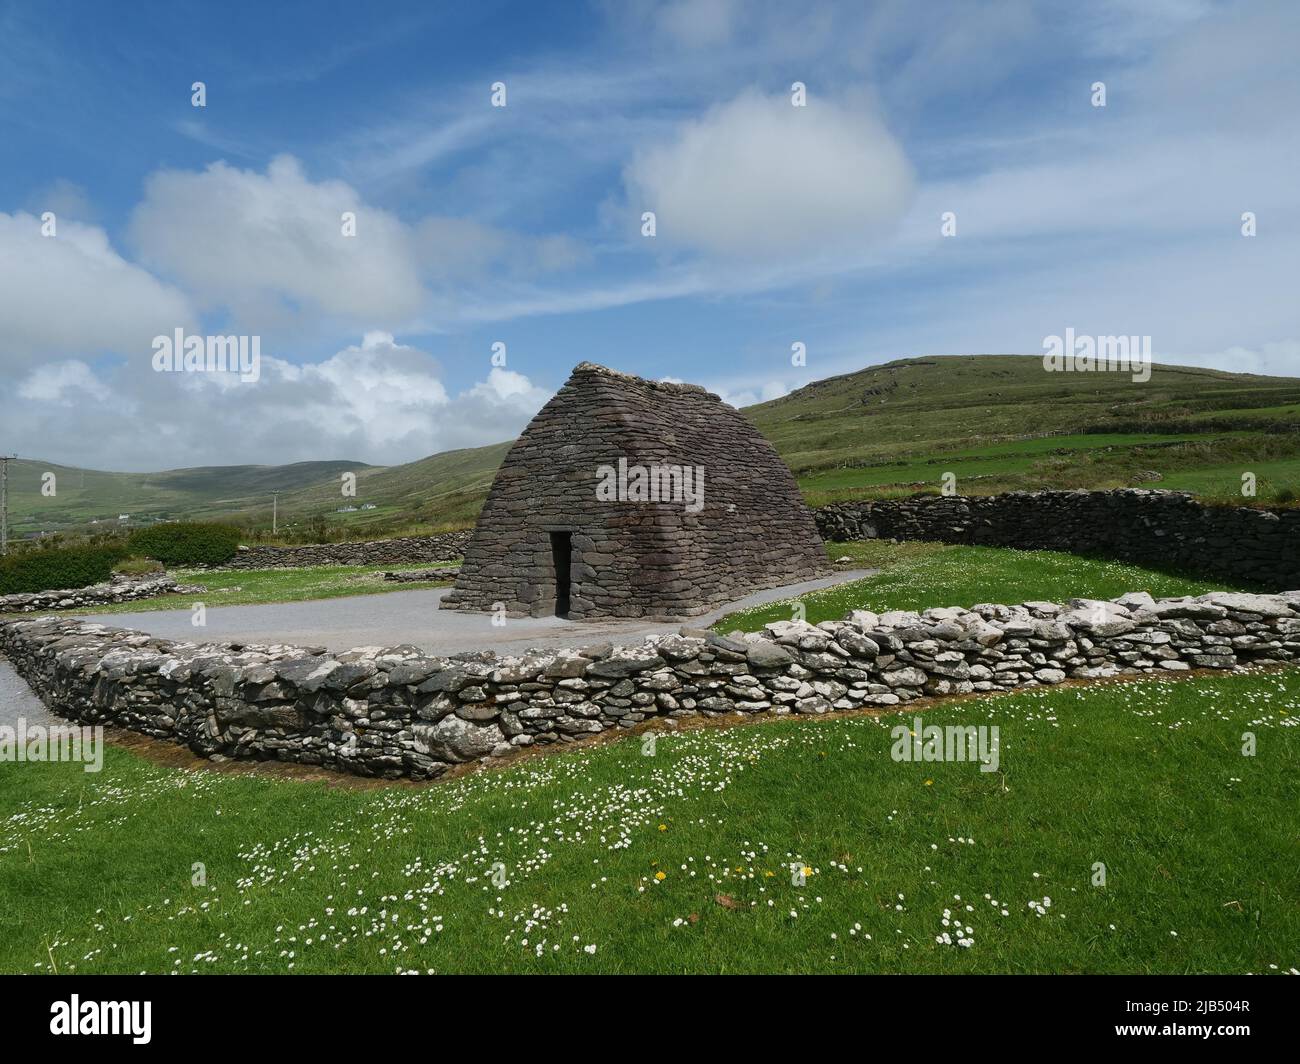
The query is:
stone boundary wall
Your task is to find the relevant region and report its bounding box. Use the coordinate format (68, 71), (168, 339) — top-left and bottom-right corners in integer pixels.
(814, 489), (1300, 590)
(210, 531), (471, 571)
(0, 576), (199, 614)
(383, 567), (460, 583)
(2, 588), (1296, 781)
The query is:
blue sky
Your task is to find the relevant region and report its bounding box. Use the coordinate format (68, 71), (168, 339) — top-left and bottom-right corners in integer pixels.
(1, 0), (1297, 470)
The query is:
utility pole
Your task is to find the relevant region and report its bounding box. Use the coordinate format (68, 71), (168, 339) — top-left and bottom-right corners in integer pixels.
(272, 492), (280, 535)
(0, 455), (16, 556)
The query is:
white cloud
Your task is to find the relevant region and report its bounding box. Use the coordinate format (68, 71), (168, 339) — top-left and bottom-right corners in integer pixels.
(466, 366), (545, 403)
(623, 88), (914, 258)
(129, 155), (427, 325)
(2, 334), (552, 470)
(24, 178), (95, 221)
(0, 212), (196, 370)
(715, 379), (791, 409)
(17, 359), (113, 403)
(123, 155), (586, 335)
(1175, 340), (1300, 379)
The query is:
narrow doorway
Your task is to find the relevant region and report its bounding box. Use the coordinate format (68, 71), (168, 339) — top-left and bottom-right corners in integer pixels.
(549, 531), (572, 617)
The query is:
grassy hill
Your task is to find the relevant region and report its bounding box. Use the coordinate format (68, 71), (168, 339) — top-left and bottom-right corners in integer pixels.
(745, 355), (1300, 505)
(8, 355), (1300, 541)
(267, 442), (512, 537)
(2, 459), (373, 537)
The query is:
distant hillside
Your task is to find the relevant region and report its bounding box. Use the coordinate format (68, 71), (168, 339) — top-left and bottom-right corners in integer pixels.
(264, 442), (513, 536)
(745, 355), (1300, 505)
(746, 355), (1300, 473)
(8, 355), (1299, 539)
(3, 459), (373, 537)
(3, 445), (510, 540)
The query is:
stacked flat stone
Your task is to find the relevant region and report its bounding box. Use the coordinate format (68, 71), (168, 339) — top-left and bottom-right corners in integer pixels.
(2, 588), (1296, 781)
(207, 531), (471, 571)
(0, 576), (200, 614)
(815, 489), (1300, 590)
(382, 567), (461, 582)
(443, 362), (829, 619)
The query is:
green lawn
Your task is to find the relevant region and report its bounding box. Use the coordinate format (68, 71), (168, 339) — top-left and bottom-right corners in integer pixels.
(1, 668), (1295, 974)
(1159, 459), (1300, 502)
(20, 563), (458, 617)
(715, 541), (1247, 632)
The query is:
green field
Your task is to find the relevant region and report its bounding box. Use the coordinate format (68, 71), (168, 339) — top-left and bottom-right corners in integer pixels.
(2, 542), (1294, 975)
(2, 668), (1294, 974)
(715, 541), (1249, 632)
(8, 356), (1300, 540)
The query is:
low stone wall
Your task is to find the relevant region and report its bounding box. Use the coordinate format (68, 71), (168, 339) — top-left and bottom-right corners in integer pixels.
(2, 588), (1296, 780)
(382, 567), (460, 583)
(814, 490), (1300, 589)
(211, 531), (471, 571)
(0, 576), (200, 614)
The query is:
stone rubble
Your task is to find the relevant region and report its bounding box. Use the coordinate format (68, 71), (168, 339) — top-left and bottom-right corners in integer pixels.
(0, 576), (202, 614)
(2, 587), (1296, 781)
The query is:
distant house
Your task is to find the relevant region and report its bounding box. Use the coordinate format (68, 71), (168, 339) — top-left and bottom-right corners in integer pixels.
(360, 503), (377, 510)
(336, 505), (358, 513)
(118, 514), (130, 521)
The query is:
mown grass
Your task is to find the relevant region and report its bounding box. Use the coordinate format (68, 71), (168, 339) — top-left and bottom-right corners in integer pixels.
(1, 669), (1295, 974)
(14, 563), (459, 617)
(715, 542), (1245, 632)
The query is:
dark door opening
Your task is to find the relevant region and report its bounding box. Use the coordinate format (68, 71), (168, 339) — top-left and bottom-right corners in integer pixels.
(549, 532), (572, 617)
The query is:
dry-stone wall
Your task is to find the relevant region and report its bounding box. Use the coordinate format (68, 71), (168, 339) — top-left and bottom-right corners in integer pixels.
(382, 567), (460, 582)
(0, 576), (200, 614)
(210, 531), (471, 571)
(815, 490), (1300, 590)
(3, 587), (1296, 780)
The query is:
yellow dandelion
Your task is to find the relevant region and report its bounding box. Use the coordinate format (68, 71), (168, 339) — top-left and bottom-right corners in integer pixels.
(924, 779), (933, 786)
(658, 824), (667, 831)
(655, 871), (666, 881)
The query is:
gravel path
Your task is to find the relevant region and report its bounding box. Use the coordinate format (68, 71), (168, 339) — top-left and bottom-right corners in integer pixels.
(70, 570), (877, 656)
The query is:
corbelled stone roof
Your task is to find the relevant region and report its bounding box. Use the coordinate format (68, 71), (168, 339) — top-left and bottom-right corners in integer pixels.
(442, 361), (829, 620)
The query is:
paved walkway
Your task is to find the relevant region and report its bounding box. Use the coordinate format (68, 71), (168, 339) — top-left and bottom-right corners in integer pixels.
(0, 656), (56, 727)
(71, 570), (876, 657)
